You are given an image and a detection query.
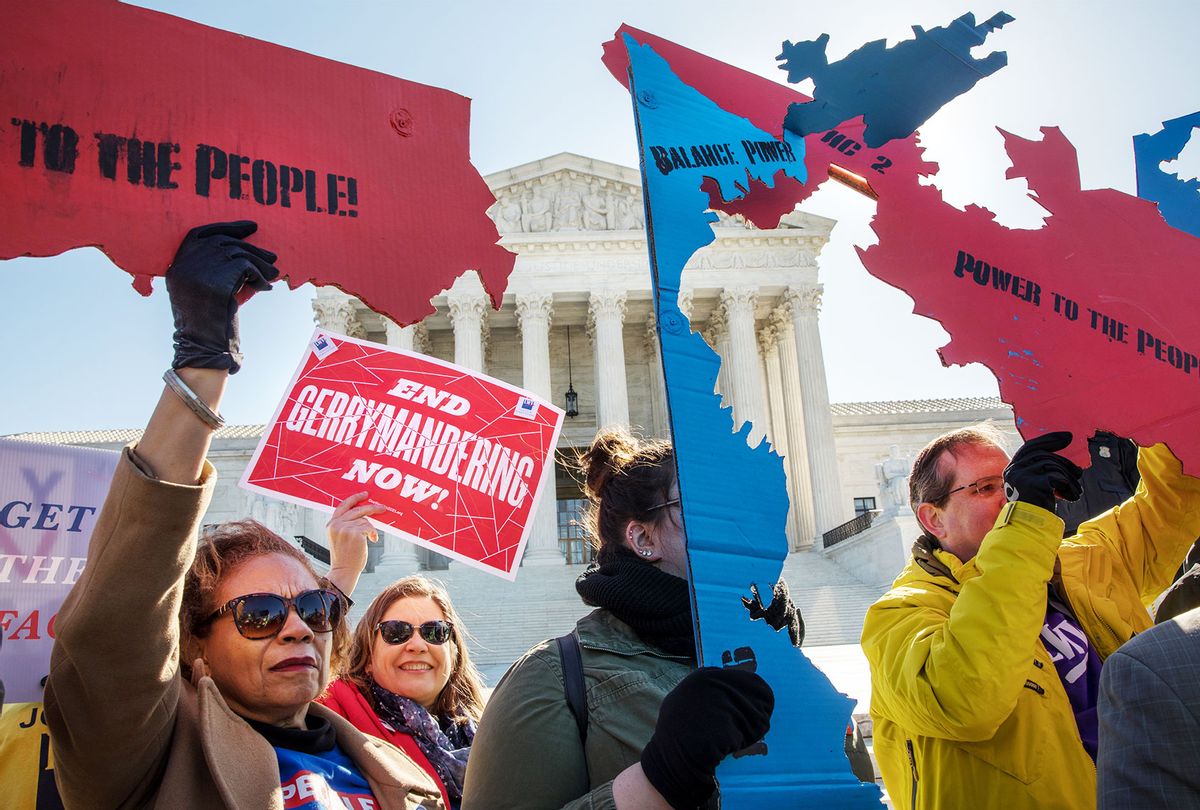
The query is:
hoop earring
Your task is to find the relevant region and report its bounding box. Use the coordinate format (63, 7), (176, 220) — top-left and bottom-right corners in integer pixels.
(640, 549), (653, 558)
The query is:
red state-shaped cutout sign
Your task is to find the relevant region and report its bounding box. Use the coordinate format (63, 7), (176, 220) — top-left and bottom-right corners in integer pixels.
(860, 126), (1200, 473)
(0, 0), (513, 324)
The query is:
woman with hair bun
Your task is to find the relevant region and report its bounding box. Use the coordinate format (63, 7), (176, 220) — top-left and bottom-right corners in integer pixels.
(462, 428), (777, 810)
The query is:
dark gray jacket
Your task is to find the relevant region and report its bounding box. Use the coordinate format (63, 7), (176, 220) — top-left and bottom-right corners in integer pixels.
(1098, 605), (1200, 808)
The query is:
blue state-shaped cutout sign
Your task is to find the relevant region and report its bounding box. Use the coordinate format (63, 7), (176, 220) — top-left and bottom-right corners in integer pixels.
(1135, 112), (1200, 240)
(778, 11), (1013, 148)
(623, 34), (882, 807)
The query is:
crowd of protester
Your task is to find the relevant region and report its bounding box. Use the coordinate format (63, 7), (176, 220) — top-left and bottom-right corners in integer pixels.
(26, 223), (1200, 808)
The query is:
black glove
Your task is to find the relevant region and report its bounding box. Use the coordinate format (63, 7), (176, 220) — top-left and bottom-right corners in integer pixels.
(641, 667), (774, 809)
(1003, 431), (1084, 512)
(165, 221), (279, 374)
(742, 580), (804, 647)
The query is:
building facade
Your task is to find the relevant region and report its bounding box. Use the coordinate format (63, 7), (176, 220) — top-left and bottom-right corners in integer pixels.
(9, 154), (1019, 589)
(306, 152), (856, 569)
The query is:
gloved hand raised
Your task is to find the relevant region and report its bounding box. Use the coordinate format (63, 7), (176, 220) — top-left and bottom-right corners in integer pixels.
(640, 667), (774, 809)
(1003, 431), (1084, 512)
(166, 221), (279, 374)
(742, 579), (804, 647)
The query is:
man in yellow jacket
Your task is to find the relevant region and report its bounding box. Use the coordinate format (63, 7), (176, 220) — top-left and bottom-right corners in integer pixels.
(862, 426), (1200, 809)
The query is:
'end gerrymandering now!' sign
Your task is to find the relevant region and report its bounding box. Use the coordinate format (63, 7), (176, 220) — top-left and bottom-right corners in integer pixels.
(242, 332), (565, 580)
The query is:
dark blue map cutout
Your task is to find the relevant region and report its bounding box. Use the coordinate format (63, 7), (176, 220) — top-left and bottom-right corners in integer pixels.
(778, 11), (1014, 148)
(622, 34), (881, 806)
(1135, 111), (1200, 239)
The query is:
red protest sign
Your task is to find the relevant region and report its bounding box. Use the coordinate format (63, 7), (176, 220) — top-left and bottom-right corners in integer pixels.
(242, 332), (564, 579)
(1, 0), (513, 325)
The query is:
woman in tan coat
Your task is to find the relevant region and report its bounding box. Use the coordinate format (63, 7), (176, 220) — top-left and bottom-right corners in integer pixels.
(44, 222), (445, 810)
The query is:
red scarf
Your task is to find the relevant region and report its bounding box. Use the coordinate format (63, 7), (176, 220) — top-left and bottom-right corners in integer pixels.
(317, 679), (452, 808)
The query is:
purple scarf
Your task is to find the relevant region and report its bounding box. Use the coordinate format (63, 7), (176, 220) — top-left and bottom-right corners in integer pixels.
(370, 681), (474, 800)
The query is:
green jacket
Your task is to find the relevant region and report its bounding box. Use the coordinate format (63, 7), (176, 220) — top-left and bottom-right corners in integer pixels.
(462, 608), (694, 810)
(862, 444), (1200, 810)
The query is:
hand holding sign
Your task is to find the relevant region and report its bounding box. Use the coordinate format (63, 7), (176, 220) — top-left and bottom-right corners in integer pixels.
(641, 668), (775, 810)
(166, 220), (280, 374)
(1002, 431), (1084, 512)
(325, 492), (385, 598)
(2, 0), (513, 327)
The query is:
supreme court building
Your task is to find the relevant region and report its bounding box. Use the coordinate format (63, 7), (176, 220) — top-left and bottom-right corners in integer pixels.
(308, 151), (852, 567)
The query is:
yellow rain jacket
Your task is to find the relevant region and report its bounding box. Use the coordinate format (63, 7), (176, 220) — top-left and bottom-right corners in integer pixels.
(862, 444), (1200, 810)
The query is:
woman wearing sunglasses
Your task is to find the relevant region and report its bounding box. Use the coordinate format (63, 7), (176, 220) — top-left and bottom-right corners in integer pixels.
(320, 576), (486, 809)
(462, 429), (778, 810)
(44, 222), (445, 810)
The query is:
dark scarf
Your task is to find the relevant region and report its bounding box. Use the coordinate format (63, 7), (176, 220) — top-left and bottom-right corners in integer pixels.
(246, 714), (336, 754)
(575, 548), (696, 659)
(369, 681), (474, 800)
(912, 534), (959, 583)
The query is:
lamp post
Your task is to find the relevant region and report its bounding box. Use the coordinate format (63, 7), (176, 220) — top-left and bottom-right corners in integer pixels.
(564, 325), (579, 418)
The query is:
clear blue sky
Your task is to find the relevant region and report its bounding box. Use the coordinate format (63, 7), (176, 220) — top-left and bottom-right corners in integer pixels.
(3, 0), (1198, 434)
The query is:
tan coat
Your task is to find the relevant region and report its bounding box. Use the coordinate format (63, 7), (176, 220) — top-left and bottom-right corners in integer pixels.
(45, 450), (444, 809)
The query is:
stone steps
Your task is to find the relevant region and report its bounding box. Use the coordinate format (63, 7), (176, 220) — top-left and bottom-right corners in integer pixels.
(346, 549), (890, 683)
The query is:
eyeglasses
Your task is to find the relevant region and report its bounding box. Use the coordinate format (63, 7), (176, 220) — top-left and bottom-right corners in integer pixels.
(648, 497), (680, 512)
(377, 619), (454, 646)
(943, 475), (1004, 500)
(204, 589), (343, 640)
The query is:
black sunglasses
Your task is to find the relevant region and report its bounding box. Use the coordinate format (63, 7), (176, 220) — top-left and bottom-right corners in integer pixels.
(204, 589), (343, 640)
(377, 619), (454, 646)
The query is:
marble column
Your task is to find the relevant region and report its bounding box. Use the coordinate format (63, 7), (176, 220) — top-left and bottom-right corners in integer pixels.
(760, 325), (796, 549)
(312, 295), (366, 338)
(386, 321), (432, 355)
(385, 319), (416, 352)
(517, 293), (566, 565)
(786, 285), (846, 538)
(758, 351), (774, 445)
(373, 532), (422, 577)
(446, 293), (488, 372)
(757, 324), (780, 450)
(702, 306), (731, 404)
(413, 324), (431, 355)
(443, 293), (489, 572)
(589, 290), (630, 430)
(719, 286), (769, 448)
(771, 306), (818, 549)
(369, 320), (426, 573)
(645, 313), (669, 438)
(772, 306), (820, 552)
(677, 290), (695, 324)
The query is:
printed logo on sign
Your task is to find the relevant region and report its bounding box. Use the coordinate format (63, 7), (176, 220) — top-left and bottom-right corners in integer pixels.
(1041, 619), (1089, 683)
(514, 396), (539, 420)
(311, 334), (338, 360)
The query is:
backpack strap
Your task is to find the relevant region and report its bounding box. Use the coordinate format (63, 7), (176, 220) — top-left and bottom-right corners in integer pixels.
(556, 630), (588, 745)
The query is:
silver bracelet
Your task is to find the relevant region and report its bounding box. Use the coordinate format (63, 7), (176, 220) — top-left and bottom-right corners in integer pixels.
(162, 368), (225, 430)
